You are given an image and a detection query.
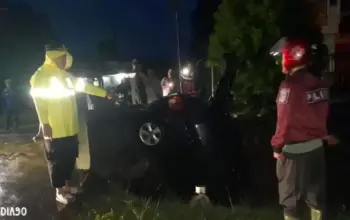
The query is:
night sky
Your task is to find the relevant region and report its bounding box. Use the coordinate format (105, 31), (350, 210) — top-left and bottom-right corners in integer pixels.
(9, 0), (197, 61)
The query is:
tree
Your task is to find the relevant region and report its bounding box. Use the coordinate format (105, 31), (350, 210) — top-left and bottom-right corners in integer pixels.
(0, 4), (57, 81)
(190, 0), (222, 59)
(208, 0), (322, 114)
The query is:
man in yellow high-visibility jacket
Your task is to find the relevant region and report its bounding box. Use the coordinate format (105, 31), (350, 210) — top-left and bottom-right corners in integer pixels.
(30, 43), (114, 204)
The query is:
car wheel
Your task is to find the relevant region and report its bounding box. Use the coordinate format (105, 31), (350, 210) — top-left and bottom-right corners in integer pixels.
(138, 122), (162, 146)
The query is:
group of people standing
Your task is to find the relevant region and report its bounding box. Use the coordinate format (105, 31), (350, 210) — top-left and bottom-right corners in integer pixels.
(127, 61), (193, 105)
(160, 68), (197, 96)
(27, 43), (191, 205)
(121, 60), (180, 105)
(4, 36), (339, 220)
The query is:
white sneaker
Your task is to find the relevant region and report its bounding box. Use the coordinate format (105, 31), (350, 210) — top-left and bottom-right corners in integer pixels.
(56, 192), (75, 204)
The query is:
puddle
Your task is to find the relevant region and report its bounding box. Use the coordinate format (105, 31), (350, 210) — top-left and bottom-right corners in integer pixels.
(0, 141), (57, 219)
(0, 157), (21, 206)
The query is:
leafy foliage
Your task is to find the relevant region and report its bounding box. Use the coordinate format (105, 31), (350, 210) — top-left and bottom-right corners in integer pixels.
(0, 4), (56, 82)
(208, 0), (322, 112)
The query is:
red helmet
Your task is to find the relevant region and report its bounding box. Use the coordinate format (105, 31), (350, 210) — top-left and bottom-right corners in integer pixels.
(270, 37), (310, 73)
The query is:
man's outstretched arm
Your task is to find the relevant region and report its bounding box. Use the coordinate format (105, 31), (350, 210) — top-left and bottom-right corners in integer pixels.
(65, 72), (109, 98)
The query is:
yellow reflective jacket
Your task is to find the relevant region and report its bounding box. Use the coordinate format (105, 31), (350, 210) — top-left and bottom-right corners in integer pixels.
(30, 50), (107, 139)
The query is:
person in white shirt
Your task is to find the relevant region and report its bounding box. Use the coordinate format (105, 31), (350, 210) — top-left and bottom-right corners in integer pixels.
(130, 59), (148, 104)
(161, 69), (178, 96)
(147, 69), (162, 101)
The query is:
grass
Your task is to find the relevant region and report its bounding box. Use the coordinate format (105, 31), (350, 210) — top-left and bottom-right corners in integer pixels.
(69, 187), (280, 220)
(64, 185), (350, 220)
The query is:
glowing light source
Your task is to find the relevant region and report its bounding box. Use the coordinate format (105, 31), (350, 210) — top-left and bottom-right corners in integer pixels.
(181, 67), (190, 76)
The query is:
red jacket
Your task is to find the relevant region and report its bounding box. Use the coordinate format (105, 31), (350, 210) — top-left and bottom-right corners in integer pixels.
(271, 69), (329, 153)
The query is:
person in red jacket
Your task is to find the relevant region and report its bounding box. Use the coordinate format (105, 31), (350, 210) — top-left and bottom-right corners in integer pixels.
(271, 37), (338, 220)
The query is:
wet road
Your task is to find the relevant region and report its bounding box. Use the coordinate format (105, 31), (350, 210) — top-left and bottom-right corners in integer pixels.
(0, 133), (57, 220)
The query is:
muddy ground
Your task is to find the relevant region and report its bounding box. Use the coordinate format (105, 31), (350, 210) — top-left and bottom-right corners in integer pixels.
(0, 132), (60, 220)
(0, 129), (151, 220)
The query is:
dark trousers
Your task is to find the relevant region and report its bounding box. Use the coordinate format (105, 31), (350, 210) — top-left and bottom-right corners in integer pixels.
(44, 135), (79, 188)
(277, 147), (326, 218)
(5, 108), (19, 130)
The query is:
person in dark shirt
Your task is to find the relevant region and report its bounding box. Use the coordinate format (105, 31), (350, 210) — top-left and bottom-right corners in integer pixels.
(271, 38), (338, 220)
(2, 79), (19, 131)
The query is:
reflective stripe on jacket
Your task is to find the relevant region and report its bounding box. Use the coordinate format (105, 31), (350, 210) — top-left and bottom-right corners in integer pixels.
(30, 50), (106, 138)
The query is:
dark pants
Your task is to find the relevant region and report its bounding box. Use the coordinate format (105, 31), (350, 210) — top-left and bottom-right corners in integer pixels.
(5, 108), (19, 130)
(277, 147), (326, 218)
(44, 135), (79, 188)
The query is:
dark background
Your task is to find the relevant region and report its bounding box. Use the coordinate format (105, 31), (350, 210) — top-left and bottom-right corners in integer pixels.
(8, 0), (196, 63)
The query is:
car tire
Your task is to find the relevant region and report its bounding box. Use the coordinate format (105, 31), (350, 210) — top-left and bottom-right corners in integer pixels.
(137, 121), (164, 147)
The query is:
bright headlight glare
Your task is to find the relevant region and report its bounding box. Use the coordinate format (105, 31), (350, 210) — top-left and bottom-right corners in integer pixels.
(182, 68), (190, 75)
(102, 76), (110, 82)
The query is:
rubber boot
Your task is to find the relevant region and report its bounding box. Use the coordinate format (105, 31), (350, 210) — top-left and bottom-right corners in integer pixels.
(311, 208), (322, 220)
(284, 215), (299, 220)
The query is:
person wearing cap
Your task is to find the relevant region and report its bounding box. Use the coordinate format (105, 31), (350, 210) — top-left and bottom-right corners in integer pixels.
(271, 37), (338, 220)
(2, 78), (20, 131)
(30, 44), (115, 204)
